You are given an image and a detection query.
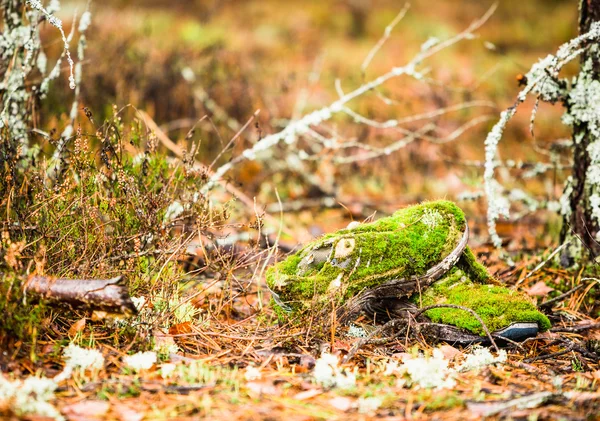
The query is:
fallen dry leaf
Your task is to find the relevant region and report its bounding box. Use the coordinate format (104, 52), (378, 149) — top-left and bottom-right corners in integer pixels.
(328, 396), (354, 412)
(68, 318), (86, 336)
(526, 281), (554, 297)
(63, 400), (110, 421)
(439, 345), (462, 360)
(293, 389), (323, 401)
(113, 403), (144, 421)
(169, 321), (193, 335)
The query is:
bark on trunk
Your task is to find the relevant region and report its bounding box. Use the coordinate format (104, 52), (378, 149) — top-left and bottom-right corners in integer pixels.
(560, 0), (600, 265)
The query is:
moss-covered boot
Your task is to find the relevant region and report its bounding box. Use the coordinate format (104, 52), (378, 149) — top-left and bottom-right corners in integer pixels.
(266, 200), (550, 344)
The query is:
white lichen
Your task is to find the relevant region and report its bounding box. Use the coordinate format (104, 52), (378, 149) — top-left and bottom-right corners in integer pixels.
(347, 324), (368, 338)
(243, 365), (262, 381)
(312, 353), (356, 390)
(53, 343), (104, 382)
(154, 341), (179, 358)
(401, 349), (456, 390)
(421, 209), (443, 230)
(131, 296), (147, 311)
(163, 200), (185, 223)
(0, 375), (63, 420)
(383, 346), (507, 390)
(525, 55), (564, 103)
(123, 351), (157, 372)
(357, 396), (383, 414)
(160, 363), (177, 379)
(456, 346), (507, 372)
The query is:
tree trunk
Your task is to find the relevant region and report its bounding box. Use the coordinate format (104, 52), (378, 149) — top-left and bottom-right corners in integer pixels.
(560, 0), (600, 265)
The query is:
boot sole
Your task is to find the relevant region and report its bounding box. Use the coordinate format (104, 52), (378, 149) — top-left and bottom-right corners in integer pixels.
(423, 322), (539, 346)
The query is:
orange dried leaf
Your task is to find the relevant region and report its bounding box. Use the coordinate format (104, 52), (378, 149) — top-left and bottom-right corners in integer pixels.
(169, 322), (193, 335)
(68, 318), (87, 336)
(526, 281), (554, 297)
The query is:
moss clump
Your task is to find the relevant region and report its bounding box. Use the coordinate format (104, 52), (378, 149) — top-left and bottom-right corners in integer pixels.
(266, 200), (467, 317)
(416, 268), (551, 335)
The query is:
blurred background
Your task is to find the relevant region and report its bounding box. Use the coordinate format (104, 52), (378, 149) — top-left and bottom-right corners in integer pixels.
(44, 0), (577, 250)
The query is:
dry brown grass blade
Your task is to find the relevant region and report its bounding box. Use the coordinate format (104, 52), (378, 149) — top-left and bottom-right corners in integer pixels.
(137, 109), (291, 234)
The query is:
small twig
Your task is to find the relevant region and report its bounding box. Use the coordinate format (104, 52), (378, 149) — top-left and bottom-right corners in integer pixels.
(361, 4), (410, 76)
(493, 335), (526, 352)
(538, 283), (586, 309)
(412, 304), (500, 352)
(342, 318), (407, 363)
(524, 343), (575, 363)
(550, 322), (600, 333)
(516, 241), (571, 287)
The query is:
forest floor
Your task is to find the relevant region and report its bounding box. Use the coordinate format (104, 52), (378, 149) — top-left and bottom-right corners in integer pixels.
(4, 243), (600, 421)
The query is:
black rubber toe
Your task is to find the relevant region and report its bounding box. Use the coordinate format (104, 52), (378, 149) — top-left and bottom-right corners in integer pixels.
(492, 322), (539, 342)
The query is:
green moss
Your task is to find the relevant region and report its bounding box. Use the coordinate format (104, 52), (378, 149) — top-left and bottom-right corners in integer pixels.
(415, 268), (551, 335)
(266, 200), (468, 317)
(456, 247), (493, 284)
(267, 200), (552, 335)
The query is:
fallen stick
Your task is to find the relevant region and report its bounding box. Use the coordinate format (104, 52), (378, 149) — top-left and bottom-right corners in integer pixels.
(23, 275), (137, 315)
(550, 322), (600, 333)
(138, 110), (293, 235)
(538, 283), (586, 309)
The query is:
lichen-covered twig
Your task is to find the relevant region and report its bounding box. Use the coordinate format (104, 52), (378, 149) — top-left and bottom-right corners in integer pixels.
(483, 22), (600, 250)
(202, 6), (497, 194)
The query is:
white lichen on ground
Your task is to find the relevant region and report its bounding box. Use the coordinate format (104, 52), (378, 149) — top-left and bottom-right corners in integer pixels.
(63, 343), (104, 371)
(357, 396), (384, 414)
(53, 343), (105, 382)
(0, 342), (108, 419)
(244, 365), (262, 381)
(456, 346), (507, 372)
(123, 351), (158, 372)
(398, 348), (457, 389)
(384, 346), (507, 390)
(0, 375), (63, 420)
(160, 363), (177, 379)
(347, 324), (368, 338)
(312, 353), (356, 390)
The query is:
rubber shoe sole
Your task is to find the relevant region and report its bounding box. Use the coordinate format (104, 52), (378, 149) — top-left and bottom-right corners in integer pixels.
(422, 322), (540, 346)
